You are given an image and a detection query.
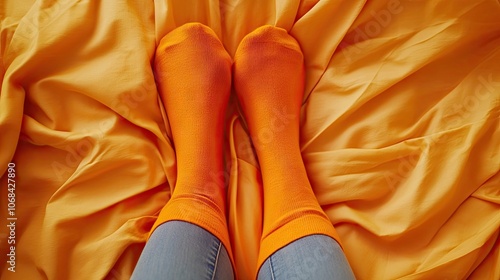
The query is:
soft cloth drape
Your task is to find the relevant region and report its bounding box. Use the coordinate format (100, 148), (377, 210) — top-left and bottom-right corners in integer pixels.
(1, 0), (499, 279)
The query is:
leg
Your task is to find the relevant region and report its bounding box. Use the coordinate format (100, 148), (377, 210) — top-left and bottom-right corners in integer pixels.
(135, 23), (234, 277)
(233, 25), (354, 279)
(131, 221), (233, 280)
(257, 235), (355, 280)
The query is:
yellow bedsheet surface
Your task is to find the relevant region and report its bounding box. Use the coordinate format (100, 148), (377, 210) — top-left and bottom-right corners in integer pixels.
(1, 0), (499, 279)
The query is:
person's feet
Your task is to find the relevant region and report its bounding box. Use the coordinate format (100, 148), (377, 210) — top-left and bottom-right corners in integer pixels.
(155, 22), (231, 193)
(152, 23), (232, 250)
(233, 25), (308, 190)
(233, 26), (339, 273)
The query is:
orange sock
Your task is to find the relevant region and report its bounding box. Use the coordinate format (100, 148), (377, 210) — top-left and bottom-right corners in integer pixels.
(151, 23), (233, 262)
(233, 26), (341, 274)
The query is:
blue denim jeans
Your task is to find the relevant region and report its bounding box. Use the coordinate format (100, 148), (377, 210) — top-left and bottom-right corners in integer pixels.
(132, 221), (355, 279)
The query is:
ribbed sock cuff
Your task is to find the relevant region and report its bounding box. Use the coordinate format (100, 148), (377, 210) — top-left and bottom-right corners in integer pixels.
(149, 196), (235, 270)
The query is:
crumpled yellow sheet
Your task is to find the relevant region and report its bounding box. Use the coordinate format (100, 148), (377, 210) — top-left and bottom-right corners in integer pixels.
(1, 0), (499, 279)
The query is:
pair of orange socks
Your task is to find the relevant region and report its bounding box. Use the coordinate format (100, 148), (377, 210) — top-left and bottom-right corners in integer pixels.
(152, 22), (341, 276)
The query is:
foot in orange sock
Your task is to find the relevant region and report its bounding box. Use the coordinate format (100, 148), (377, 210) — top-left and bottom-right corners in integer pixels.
(152, 23), (233, 262)
(233, 25), (341, 275)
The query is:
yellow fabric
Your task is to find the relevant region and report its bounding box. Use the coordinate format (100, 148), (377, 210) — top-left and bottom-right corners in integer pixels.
(1, 0), (499, 279)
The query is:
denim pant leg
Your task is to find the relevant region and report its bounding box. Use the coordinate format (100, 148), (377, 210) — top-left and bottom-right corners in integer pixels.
(257, 235), (356, 280)
(131, 221), (234, 280)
